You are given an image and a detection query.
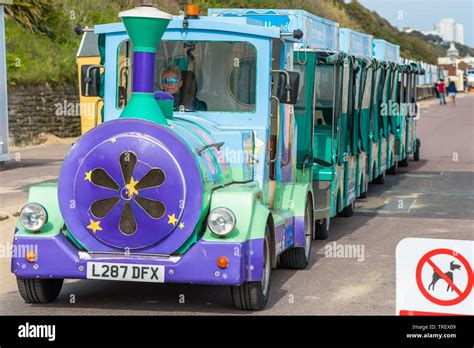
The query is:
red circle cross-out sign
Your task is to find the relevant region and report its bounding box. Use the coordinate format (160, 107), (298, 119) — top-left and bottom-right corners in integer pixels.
(416, 248), (473, 306)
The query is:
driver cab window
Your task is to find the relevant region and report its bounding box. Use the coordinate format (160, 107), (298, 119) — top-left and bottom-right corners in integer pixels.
(155, 41), (257, 112)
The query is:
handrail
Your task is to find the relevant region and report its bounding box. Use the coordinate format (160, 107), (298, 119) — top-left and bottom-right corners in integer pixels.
(94, 98), (104, 127)
(195, 142), (225, 156)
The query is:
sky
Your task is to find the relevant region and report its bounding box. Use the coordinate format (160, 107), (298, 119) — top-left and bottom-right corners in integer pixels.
(357, 0), (474, 47)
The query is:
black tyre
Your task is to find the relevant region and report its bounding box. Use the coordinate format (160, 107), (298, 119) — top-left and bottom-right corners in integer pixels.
(231, 225), (272, 311)
(373, 171), (386, 184)
(339, 200), (355, 217)
(314, 218), (329, 240)
(387, 159), (398, 175)
(398, 156), (409, 167)
(280, 199), (313, 269)
(414, 139), (420, 161)
(17, 278), (63, 303)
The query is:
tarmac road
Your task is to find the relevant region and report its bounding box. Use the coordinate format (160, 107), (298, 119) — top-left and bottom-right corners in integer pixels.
(0, 94), (473, 315)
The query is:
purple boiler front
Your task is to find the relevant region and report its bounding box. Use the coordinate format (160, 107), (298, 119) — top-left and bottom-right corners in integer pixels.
(57, 118), (203, 254)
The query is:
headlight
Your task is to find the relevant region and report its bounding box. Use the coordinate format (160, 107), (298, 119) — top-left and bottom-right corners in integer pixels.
(207, 208), (236, 237)
(20, 203), (48, 232)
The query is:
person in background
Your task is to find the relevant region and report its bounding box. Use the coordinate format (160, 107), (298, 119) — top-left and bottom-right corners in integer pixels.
(446, 80), (458, 107)
(433, 81), (440, 99)
(436, 79), (446, 106)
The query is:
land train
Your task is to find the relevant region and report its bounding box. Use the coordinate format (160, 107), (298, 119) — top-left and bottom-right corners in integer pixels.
(12, 5), (427, 310)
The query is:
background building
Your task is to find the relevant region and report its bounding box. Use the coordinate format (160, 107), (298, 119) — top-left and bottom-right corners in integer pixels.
(435, 18), (464, 44)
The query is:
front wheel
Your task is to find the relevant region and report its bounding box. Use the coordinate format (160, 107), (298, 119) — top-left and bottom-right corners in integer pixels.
(17, 278), (63, 303)
(231, 225), (272, 311)
(414, 139), (420, 161)
(280, 199), (313, 269)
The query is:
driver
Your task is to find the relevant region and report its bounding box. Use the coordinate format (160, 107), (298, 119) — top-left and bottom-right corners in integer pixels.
(160, 66), (207, 111)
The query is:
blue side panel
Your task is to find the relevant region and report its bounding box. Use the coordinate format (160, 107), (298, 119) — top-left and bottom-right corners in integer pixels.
(372, 39), (400, 63)
(208, 8), (339, 50)
(339, 28), (372, 58)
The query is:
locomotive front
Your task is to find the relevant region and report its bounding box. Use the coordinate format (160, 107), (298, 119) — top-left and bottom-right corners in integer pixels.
(11, 6), (270, 306)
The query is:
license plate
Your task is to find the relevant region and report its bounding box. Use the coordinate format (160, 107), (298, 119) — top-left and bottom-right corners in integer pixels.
(87, 262), (165, 283)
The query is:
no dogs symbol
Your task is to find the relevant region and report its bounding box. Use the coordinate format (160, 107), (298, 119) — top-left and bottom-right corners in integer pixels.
(416, 248), (473, 306)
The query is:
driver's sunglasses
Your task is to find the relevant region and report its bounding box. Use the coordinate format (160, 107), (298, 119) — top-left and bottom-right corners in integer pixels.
(162, 77), (179, 85)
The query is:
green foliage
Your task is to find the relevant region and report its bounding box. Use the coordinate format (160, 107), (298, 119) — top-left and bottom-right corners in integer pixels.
(4, 0), (470, 85)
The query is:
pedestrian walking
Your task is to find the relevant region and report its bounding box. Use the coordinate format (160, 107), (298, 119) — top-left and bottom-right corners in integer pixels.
(433, 82), (440, 98)
(446, 80), (458, 107)
(436, 80), (446, 106)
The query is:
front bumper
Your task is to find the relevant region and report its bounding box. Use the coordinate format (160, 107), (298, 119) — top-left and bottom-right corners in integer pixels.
(11, 233), (264, 286)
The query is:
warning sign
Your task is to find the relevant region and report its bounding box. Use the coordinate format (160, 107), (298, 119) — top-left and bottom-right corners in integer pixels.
(396, 238), (473, 316)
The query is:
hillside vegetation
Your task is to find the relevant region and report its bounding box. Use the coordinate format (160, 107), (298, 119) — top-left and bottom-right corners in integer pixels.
(4, 0), (467, 85)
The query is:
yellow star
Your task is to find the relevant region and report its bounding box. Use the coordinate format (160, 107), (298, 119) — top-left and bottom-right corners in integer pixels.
(84, 170), (92, 182)
(179, 222), (185, 230)
(125, 177), (139, 198)
(87, 219), (102, 233)
(168, 213), (178, 226)
(110, 137), (117, 143)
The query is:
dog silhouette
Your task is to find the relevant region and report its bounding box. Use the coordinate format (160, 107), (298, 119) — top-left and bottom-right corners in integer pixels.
(428, 261), (462, 292)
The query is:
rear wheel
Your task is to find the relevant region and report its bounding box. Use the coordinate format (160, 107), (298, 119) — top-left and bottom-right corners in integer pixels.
(314, 218), (329, 240)
(17, 278), (63, 303)
(373, 171), (386, 184)
(280, 199), (313, 269)
(231, 225), (272, 311)
(398, 156), (409, 167)
(387, 159), (398, 175)
(339, 200), (355, 217)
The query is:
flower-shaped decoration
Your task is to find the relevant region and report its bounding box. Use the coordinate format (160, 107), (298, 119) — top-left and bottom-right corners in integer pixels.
(86, 151), (166, 236)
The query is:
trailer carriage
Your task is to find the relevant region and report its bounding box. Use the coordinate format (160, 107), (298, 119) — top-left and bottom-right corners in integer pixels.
(209, 9), (363, 239)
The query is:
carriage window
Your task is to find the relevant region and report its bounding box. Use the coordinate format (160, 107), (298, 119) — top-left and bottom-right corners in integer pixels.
(117, 41), (132, 109)
(315, 67), (335, 107)
(294, 63), (307, 112)
(155, 41), (257, 112)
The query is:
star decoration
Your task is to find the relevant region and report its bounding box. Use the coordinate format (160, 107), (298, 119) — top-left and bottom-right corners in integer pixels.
(125, 177), (139, 198)
(84, 170), (92, 182)
(168, 213), (178, 226)
(87, 219), (102, 233)
(179, 222), (185, 230)
(110, 138), (117, 143)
